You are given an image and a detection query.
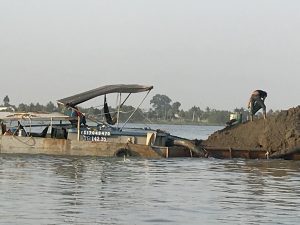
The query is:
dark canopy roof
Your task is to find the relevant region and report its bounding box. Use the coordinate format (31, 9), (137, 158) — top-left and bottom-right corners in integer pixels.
(57, 84), (153, 107)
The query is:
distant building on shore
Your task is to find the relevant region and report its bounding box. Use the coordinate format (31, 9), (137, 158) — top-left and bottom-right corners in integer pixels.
(0, 106), (15, 112)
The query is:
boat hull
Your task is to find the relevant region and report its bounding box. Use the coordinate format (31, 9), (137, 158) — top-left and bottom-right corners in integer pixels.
(0, 135), (167, 158)
(200, 146), (300, 160)
(2, 135), (299, 160)
(203, 146), (269, 159)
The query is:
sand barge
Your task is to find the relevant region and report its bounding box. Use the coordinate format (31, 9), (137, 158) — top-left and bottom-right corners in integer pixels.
(200, 106), (300, 160)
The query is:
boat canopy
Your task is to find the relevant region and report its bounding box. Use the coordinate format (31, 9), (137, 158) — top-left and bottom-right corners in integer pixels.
(57, 84), (153, 107)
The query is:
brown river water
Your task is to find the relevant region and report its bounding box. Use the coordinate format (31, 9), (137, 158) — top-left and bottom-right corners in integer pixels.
(1, 125), (300, 225)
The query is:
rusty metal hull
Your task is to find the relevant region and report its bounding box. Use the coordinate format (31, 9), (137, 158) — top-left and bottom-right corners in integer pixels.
(269, 147), (300, 160)
(203, 146), (270, 159)
(0, 132), (208, 158)
(1, 135), (299, 160)
(0, 135), (168, 158)
(202, 146), (300, 160)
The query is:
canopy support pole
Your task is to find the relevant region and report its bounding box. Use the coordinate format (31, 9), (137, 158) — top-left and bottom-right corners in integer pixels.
(121, 90), (151, 130)
(116, 93), (122, 128)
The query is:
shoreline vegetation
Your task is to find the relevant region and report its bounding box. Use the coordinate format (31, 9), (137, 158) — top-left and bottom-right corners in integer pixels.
(0, 94), (280, 126)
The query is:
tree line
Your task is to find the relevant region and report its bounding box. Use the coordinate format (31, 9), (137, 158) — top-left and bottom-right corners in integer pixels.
(0, 94), (277, 125)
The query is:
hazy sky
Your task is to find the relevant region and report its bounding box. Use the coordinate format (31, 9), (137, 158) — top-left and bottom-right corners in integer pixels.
(1, 0), (300, 111)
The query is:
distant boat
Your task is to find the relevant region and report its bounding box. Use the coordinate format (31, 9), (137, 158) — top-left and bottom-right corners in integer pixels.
(0, 84), (205, 158)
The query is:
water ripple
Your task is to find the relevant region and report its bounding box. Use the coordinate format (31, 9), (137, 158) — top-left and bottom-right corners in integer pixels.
(1, 155), (300, 225)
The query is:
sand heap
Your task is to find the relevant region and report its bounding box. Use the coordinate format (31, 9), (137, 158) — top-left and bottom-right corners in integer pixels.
(203, 106), (300, 152)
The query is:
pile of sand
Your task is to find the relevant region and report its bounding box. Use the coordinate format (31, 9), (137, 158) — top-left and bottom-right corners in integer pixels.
(203, 106), (300, 152)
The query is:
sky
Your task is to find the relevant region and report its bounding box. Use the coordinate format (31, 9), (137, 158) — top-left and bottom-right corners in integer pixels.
(0, 0), (300, 111)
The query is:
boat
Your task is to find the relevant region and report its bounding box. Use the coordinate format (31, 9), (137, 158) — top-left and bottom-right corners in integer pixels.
(0, 84), (205, 158)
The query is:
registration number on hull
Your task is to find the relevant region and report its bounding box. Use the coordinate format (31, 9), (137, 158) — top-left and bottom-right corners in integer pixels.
(80, 130), (111, 142)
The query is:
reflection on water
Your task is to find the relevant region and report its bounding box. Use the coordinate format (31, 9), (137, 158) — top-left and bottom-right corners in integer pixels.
(1, 156), (300, 225)
(1, 125), (300, 225)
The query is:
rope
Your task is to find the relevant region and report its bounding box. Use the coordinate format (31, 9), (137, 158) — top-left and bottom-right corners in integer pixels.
(118, 93), (131, 109)
(121, 90), (151, 130)
(12, 135), (35, 145)
(137, 110), (154, 126)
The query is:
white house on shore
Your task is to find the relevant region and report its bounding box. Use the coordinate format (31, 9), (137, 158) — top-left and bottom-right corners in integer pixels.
(0, 106), (15, 112)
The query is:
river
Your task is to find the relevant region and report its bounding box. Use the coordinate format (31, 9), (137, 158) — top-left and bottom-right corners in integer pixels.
(1, 124), (300, 225)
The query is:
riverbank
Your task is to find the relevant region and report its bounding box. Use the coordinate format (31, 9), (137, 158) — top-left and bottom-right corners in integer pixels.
(131, 120), (225, 126)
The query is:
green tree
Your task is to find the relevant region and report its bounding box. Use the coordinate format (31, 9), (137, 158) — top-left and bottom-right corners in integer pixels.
(187, 106), (202, 122)
(18, 103), (28, 112)
(150, 94), (172, 120)
(46, 101), (56, 112)
(178, 109), (186, 119)
(35, 103), (43, 111)
(147, 108), (158, 120)
(171, 102), (181, 118)
(3, 95), (10, 107)
(84, 107), (102, 117)
(167, 108), (174, 120)
(207, 110), (230, 124)
(118, 105), (145, 122)
(29, 103), (35, 112)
